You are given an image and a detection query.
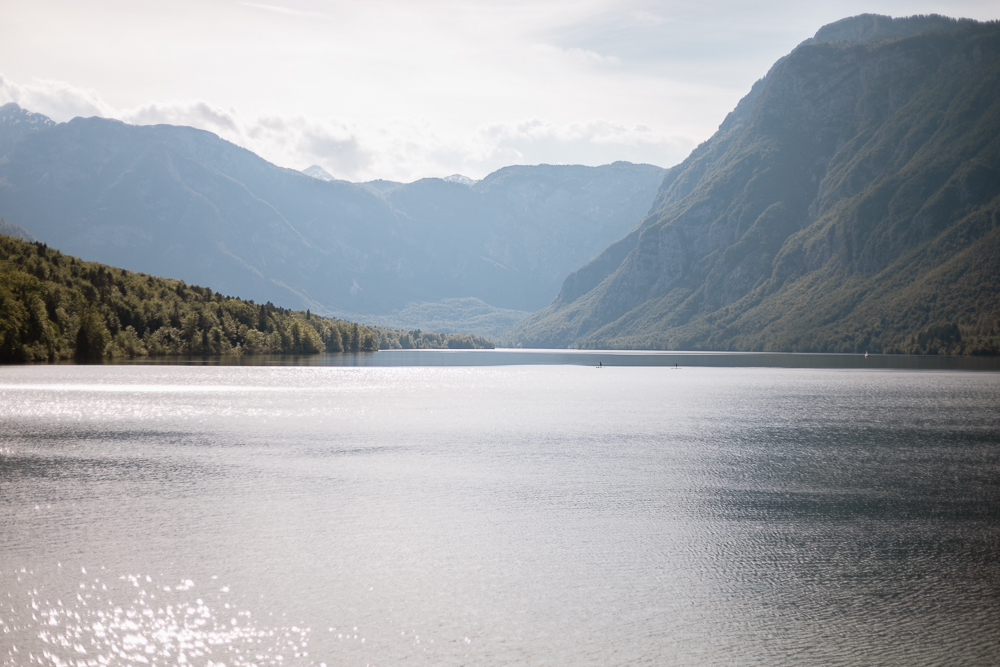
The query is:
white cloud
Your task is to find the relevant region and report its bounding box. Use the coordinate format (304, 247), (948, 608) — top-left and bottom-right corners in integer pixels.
(238, 2), (329, 19)
(469, 119), (693, 170)
(0, 74), (114, 122)
(0, 73), (692, 182)
(7, 1), (992, 183)
(123, 100), (241, 134)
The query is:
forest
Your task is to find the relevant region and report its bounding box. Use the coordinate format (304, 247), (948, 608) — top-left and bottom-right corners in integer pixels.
(0, 232), (493, 362)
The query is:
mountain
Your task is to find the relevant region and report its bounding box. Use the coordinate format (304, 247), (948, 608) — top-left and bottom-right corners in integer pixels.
(0, 114), (664, 336)
(442, 174), (478, 186)
(0, 103), (56, 156)
(804, 13), (977, 44)
(356, 297), (529, 342)
(302, 164), (337, 181)
(514, 15), (1000, 355)
(0, 218), (35, 242)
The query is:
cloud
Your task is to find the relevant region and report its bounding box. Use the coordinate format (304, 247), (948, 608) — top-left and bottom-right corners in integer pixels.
(467, 118), (694, 172)
(0, 74), (114, 121)
(239, 113), (375, 178)
(6, 0), (1000, 188)
(0, 73), (692, 182)
(122, 100), (242, 134)
(238, 2), (329, 20)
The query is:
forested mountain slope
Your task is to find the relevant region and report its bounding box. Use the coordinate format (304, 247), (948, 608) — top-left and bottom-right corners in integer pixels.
(514, 15), (1000, 355)
(0, 110), (663, 333)
(0, 233), (492, 362)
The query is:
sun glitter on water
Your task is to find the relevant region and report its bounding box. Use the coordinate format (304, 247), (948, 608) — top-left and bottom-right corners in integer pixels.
(1, 567), (319, 667)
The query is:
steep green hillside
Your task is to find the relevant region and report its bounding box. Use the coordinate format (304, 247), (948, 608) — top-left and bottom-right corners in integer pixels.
(0, 233), (492, 363)
(515, 16), (1000, 355)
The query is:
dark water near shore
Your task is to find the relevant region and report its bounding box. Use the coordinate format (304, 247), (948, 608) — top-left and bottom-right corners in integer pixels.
(1, 357), (999, 665)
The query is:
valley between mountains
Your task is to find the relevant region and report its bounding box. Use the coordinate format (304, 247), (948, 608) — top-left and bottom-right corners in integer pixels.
(2, 13), (998, 357)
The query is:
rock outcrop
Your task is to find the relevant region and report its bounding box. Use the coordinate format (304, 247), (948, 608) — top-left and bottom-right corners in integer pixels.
(514, 15), (1000, 354)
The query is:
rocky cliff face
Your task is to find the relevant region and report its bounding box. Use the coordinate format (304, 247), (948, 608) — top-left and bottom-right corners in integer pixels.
(514, 16), (1000, 354)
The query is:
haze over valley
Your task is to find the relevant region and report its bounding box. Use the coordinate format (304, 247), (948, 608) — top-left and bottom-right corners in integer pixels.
(0, 104), (665, 339)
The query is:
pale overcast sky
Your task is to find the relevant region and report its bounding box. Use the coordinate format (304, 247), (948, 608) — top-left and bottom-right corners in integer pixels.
(1, 0), (996, 182)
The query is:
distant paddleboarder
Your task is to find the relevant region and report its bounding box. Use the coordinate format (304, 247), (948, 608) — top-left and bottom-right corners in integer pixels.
(598, 361), (603, 368)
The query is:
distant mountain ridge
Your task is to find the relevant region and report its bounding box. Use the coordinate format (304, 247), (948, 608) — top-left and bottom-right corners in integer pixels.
(514, 15), (1000, 355)
(302, 164), (337, 181)
(0, 103), (56, 156)
(0, 218), (35, 242)
(806, 13), (977, 44)
(441, 174), (478, 186)
(0, 110), (665, 335)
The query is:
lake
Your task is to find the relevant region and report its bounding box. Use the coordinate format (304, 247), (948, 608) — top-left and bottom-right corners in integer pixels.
(2, 351), (999, 665)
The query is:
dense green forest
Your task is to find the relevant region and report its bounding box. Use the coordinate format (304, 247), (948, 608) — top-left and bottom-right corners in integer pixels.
(0, 233), (493, 362)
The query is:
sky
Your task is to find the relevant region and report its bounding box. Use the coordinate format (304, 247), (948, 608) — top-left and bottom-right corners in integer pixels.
(1, 0), (997, 182)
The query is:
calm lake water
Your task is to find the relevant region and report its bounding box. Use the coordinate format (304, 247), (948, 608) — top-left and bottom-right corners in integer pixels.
(2, 352), (999, 665)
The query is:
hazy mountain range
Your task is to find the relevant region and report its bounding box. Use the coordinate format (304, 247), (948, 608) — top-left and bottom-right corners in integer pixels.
(0, 109), (664, 338)
(2, 13), (998, 353)
(515, 14), (1000, 354)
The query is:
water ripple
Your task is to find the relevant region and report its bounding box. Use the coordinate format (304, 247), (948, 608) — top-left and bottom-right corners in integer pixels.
(2, 569), (314, 667)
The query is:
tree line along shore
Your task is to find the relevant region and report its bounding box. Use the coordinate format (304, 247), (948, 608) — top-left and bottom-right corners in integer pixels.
(0, 233), (493, 362)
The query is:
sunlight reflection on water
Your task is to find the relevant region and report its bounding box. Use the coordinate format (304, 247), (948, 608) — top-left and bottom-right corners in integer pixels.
(3, 568), (315, 667)
(1, 362), (999, 665)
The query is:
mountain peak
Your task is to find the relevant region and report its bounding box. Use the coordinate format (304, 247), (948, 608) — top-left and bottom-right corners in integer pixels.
(809, 13), (978, 45)
(442, 174), (478, 186)
(0, 217), (36, 242)
(0, 103), (57, 157)
(515, 18), (1000, 354)
(302, 165), (336, 181)
(0, 103), (56, 127)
